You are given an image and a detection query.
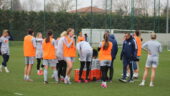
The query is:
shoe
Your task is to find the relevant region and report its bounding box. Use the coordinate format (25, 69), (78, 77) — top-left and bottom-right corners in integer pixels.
(40, 70), (44, 75)
(64, 78), (68, 84)
(133, 73), (139, 79)
(101, 84), (107, 88)
(44, 81), (48, 84)
(77, 80), (81, 83)
(128, 79), (134, 83)
(119, 78), (127, 83)
(139, 82), (145, 86)
(5, 67), (10, 73)
(84, 80), (88, 83)
(149, 82), (154, 87)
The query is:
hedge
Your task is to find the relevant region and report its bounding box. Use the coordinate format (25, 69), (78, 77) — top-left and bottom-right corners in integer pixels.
(0, 10), (169, 40)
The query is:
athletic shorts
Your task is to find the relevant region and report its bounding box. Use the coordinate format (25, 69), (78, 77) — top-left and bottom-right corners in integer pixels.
(145, 55), (159, 68)
(43, 59), (57, 67)
(100, 60), (111, 67)
(25, 57), (34, 64)
(36, 50), (43, 59)
(80, 50), (92, 62)
(64, 57), (75, 62)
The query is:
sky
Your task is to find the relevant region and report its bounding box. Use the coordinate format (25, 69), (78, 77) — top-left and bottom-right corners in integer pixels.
(19, 0), (168, 11)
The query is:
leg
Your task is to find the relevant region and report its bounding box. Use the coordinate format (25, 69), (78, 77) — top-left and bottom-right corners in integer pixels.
(44, 65), (48, 82)
(57, 61), (62, 79)
(150, 67), (156, 83)
(27, 64), (33, 78)
(122, 58), (128, 79)
(62, 60), (67, 78)
(101, 66), (107, 82)
(79, 61), (85, 80)
(129, 61), (134, 80)
(37, 58), (41, 70)
(66, 60), (73, 77)
(51, 66), (58, 82)
(2, 54), (8, 67)
(109, 59), (114, 81)
(86, 61), (91, 80)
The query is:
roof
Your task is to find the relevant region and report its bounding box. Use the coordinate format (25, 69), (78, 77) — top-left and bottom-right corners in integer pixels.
(69, 6), (105, 13)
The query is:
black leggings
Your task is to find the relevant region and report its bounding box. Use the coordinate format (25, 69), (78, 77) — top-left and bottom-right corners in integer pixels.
(79, 61), (91, 80)
(2, 54), (9, 67)
(101, 66), (109, 82)
(57, 60), (67, 78)
(36, 58), (44, 70)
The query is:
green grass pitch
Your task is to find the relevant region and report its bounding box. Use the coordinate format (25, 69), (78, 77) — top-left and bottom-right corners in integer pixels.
(0, 41), (170, 96)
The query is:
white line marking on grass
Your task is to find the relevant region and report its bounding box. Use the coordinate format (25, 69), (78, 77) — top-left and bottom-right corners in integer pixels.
(14, 92), (24, 96)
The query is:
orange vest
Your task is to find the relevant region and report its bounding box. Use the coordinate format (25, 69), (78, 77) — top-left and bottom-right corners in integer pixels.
(99, 41), (112, 61)
(77, 36), (85, 43)
(42, 38), (56, 59)
(134, 36), (142, 56)
(23, 35), (36, 57)
(63, 36), (76, 57)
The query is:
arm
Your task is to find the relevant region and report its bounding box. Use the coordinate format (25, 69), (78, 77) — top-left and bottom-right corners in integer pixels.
(76, 43), (81, 55)
(120, 42), (124, 60)
(142, 42), (151, 55)
(32, 38), (36, 48)
(63, 37), (73, 48)
(98, 42), (102, 51)
(158, 44), (162, 53)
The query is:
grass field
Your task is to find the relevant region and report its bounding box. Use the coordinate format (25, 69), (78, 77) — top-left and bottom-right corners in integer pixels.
(0, 41), (170, 96)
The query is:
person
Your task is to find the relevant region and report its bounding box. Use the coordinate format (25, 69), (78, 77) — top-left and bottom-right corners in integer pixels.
(133, 30), (142, 78)
(84, 34), (89, 42)
(23, 29), (36, 81)
(56, 31), (67, 82)
(98, 33), (112, 88)
(63, 28), (76, 84)
(139, 33), (162, 87)
(0, 29), (11, 73)
(119, 33), (137, 83)
(42, 31), (58, 84)
(76, 40), (93, 83)
(108, 34), (118, 82)
(35, 32), (44, 75)
(77, 32), (85, 43)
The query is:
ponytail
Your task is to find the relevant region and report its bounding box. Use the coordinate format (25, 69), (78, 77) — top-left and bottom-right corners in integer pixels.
(103, 33), (109, 50)
(45, 30), (53, 43)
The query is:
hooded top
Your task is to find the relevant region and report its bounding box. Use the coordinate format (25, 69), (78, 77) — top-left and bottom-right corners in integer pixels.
(109, 34), (118, 59)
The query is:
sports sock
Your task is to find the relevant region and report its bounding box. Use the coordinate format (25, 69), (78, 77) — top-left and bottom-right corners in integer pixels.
(53, 70), (58, 82)
(44, 69), (48, 81)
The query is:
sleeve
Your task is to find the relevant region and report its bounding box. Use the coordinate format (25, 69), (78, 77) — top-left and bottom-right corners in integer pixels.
(57, 39), (64, 58)
(132, 40), (137, 60)
(98, 42), (102, 51)
(32, 37), (36, 48)
(158, 43), (162, 53)
(115, 40), (118, 57)
(120, 41), (124, 60)
(63, 37), (73, 48)
(142, 42), (148, 49)
(76, 43), (81, 55)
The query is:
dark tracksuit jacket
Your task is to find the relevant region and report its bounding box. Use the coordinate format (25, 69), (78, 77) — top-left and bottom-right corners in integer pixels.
(121, 36), (137, 79)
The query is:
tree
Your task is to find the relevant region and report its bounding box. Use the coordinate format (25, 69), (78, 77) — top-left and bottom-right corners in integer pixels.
(12, 0), (22, 11)
(46, 0), (74, 12)
(0, 0), (10, 10)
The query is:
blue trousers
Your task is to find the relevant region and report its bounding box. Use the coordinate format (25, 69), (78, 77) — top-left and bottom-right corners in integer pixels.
(122, 57), (133, 80)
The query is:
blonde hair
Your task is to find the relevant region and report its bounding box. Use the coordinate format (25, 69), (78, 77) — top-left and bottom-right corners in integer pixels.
(60, 31), (67, 37)
(2, 29), (9, 36)
(36, 32), (42, 38)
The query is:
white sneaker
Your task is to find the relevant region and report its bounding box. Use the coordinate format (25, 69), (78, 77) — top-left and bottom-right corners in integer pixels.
(5, 67), (10, 73)
(0, 65), (2, 72)
(133, 73), (139, 78)
(139, 82), (145, 86)
(64, 77), (68, 84)
(149, 82), (154, 87)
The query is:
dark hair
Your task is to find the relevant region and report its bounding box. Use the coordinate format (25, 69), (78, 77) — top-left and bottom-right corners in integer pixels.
(103, 33), (109, 50)
(28, 29), (34, 35)
(135, 30), (140, 36)
(84, 34), (88, 37)
(67, 28), (73, 35)
(45, 30), (53, 43)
